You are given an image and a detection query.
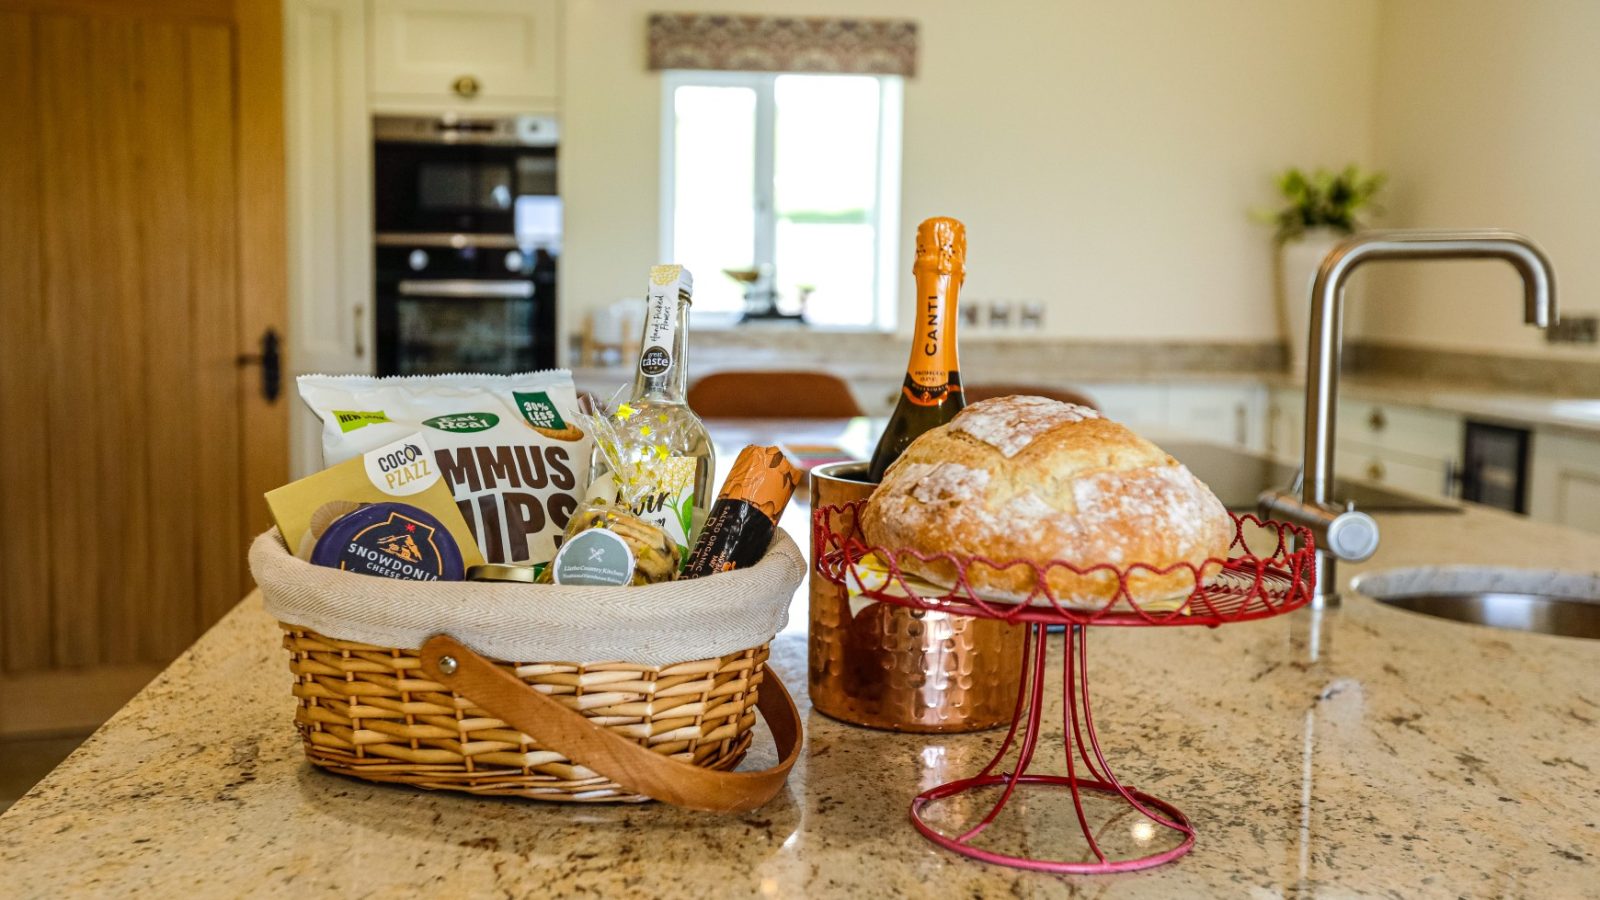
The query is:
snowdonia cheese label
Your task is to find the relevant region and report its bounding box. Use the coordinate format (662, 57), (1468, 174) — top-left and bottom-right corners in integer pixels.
(310, 503), (466, 581)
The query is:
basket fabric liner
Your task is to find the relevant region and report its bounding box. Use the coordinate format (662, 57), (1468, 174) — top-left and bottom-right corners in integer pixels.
(250, 529), (803, 667)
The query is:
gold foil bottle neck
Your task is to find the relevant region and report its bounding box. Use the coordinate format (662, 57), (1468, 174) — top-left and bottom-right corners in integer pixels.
(914, 216), (967, 277)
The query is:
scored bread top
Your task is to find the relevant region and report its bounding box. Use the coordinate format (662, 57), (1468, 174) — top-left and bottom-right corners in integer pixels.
(861, 395), (1233, 602)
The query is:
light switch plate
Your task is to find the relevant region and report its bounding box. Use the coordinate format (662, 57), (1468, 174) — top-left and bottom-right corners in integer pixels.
(1545, 314), (1598, 345)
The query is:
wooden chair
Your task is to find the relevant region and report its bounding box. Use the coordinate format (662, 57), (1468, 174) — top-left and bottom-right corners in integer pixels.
(963, 383), (1098, 411)
(688, 371), (865, 419)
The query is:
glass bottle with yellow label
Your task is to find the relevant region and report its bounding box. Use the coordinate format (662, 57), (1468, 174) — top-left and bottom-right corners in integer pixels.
(600, 264), (715, 557)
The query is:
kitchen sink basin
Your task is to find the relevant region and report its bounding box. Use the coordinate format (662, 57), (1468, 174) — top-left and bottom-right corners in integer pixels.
(1352, 567), (1600, 639)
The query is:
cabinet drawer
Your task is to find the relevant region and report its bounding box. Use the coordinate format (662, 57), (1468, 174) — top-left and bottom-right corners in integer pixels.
(1337, 447), (1454, 499)
(369, 0), (559, 109)
(1339, 399), (1463, 462)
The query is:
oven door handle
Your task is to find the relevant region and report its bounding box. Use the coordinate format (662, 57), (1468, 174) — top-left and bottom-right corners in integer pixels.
(396, 279), (534, 299)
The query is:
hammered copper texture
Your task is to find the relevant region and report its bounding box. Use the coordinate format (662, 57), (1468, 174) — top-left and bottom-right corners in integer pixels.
(808, 463), (1026, 733)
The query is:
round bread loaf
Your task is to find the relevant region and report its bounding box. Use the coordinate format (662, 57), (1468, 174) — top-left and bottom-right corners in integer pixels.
(860, 395), (1233, 607)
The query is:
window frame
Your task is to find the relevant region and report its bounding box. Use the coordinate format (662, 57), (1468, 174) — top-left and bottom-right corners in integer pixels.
(658, 69), (903, 331)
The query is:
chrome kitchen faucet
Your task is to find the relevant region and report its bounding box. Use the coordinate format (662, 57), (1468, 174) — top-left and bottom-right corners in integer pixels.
(1259, 230), (1559, 605)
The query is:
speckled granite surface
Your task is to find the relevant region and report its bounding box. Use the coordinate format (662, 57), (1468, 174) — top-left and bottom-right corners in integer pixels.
(1, 504), (1597, 897)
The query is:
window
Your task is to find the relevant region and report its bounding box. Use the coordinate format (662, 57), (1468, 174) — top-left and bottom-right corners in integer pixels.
(660, 71), (903, 329)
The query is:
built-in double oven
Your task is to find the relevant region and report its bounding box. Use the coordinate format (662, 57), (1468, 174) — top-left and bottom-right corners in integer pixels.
(373, 115), (561, 375)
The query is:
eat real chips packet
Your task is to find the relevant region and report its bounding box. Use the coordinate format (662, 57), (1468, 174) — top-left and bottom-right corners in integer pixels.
(297, 371), (592, 566)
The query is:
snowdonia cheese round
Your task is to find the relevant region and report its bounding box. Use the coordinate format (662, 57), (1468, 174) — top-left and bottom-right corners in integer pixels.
(311, 502), (467, 581)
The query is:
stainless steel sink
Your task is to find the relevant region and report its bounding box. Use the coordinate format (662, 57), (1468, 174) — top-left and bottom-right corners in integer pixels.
(1353, 567), (1600, 639)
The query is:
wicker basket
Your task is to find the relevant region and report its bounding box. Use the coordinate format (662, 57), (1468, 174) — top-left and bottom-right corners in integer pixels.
(253, 531), (803, 812)
(282, 628), (771, 803)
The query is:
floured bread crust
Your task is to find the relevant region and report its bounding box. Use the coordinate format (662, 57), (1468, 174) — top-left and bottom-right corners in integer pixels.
(861, 395), (1233, 606)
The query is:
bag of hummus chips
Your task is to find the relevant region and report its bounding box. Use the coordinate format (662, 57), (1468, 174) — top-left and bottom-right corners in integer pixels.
(298, 371), (591, 566)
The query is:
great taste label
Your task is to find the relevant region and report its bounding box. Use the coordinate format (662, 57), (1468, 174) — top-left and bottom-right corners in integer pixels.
(639, 265), (683, 378)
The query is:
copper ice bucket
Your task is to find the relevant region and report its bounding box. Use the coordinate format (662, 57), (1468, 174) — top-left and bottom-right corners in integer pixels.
(808, 462), (1026, 732)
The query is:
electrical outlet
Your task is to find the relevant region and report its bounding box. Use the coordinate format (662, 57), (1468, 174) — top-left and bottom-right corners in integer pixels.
(1545, 314), (1599, 345)
(987, 300), (1014, 329)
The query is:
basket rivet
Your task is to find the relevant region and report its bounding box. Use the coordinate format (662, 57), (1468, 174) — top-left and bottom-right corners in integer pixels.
(438, 655), (458, 676)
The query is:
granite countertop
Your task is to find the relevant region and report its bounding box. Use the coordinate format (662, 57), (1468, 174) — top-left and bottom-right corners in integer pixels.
(1, 492), (1596, 896)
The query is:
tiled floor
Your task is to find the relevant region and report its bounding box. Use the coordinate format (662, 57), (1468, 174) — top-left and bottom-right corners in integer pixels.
(0, 735), (87, 813)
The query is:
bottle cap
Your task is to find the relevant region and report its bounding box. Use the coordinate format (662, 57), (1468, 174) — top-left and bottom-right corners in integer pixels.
(914, 217), (967, 277)
(310, 502), (466, 581)
(467, 563), (540, 583)
(649, 264), (694, 303)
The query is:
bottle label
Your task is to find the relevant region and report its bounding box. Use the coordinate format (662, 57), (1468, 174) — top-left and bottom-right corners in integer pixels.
(640, 265), (683, 377)
(902, 271), (960, 406)
(627, 454), (698, 553)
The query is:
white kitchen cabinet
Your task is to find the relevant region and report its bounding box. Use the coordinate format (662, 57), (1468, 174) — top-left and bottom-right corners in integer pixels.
(286, 0), (374, 476)
(1336, 399), (1463, 500)
(368, 0), (560, 113)
(1266, 384), (1304, 462)
(1528, 430), (1600, 533)
(1081, 384), (1168, 434)
(1167, 384), (1267, 452)
(1075, 382), (1265, 451)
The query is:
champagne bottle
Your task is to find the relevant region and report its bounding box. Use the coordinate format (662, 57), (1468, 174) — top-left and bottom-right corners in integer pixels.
(611, 265), (715, 556)
(867, 217), (967, 482)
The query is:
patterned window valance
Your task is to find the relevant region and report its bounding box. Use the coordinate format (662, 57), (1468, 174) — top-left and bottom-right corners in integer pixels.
(647, 13), (918, 77)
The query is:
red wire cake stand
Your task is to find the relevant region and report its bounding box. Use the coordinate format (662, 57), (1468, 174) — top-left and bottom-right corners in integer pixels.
(813, 500), (1316, 874)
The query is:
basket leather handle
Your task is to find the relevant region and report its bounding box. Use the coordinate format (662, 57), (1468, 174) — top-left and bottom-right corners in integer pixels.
(419, 635), (801, 814)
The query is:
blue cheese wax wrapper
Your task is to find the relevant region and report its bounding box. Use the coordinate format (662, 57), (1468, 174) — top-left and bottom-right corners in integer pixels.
(311, 502), (467, 581)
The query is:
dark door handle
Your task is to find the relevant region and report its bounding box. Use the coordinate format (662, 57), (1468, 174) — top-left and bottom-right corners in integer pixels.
(235, 328), (282, 403)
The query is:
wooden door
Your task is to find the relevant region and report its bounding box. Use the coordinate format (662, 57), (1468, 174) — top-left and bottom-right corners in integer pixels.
(0, 0), (286, 733)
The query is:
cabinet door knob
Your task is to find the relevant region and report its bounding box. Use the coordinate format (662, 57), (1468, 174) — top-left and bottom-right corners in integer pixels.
(1368, 408), (1387, 431)
(452, 75), (481, 98)
(1366, 460), (1385, 482)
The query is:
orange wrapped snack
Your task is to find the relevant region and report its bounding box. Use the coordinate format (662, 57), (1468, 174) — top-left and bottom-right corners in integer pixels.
(682, 446), (800, 578)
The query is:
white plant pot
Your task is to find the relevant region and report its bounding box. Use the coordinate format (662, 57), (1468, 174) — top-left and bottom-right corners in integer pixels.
(1278, 227), (1347, 376)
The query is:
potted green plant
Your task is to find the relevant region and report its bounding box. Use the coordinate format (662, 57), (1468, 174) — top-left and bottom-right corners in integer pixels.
(1269, 165), (1385, 373)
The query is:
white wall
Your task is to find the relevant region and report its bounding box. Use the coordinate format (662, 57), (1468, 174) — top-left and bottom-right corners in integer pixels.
(1356, 0), (1600, 359)
(560, 0), (1379, 342)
